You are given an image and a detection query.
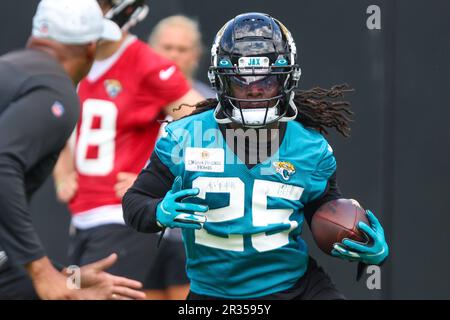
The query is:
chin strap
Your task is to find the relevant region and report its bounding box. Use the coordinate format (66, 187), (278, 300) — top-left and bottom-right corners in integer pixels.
(213, 102), (232, 125)
(213, 92), (297, 128)
(278, 91), (298, 122)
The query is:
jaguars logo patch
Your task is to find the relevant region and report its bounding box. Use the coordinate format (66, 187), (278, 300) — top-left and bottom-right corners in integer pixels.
(273, 161), (296, 181)
(104, 79), (122, 99)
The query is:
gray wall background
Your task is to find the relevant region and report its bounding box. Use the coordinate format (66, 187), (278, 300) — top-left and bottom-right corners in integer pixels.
(1, 0), (449, 299)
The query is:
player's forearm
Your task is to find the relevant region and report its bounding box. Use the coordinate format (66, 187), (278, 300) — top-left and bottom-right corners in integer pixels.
(26, 256), (58, 281)
(304, 171), (342, 228)
(122, 152), (174, 233)
(26, 256), (75, 300)
(27, 257), (68, 281)
(53, 143), (75, 183)
(122, 190), (163, 233)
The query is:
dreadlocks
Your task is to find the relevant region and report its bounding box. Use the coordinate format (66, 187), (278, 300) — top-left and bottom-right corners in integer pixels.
(170, 83), (354, 137)
(293, 84), (354, 137)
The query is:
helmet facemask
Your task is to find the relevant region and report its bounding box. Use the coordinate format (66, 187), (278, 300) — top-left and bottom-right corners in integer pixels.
(209, 13), (301, 128)
(226, 74), (283, 126)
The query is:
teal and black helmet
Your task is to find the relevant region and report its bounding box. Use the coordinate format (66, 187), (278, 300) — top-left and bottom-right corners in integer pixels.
(208, 13), (302, 128)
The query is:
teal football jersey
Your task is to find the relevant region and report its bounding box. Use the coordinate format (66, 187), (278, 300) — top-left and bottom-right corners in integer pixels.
(154, 109), (336, 298)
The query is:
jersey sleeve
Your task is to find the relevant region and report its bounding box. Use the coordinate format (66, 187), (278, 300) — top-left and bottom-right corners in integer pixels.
(0, 87), (77, 265)
(303, 171), (342, 227)
(122, 151), (174, 233)
(153, 124), (187, 177)
(307, 139), (337, 203)
(122, 120), (191, 233)
(140, 53), (190, 109)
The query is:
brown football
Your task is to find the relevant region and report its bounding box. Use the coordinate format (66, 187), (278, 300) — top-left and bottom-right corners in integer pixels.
(311, 199), (370, 255)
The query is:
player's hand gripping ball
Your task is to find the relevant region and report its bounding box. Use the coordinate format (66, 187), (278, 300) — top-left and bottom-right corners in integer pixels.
(311, 199), (388, 265)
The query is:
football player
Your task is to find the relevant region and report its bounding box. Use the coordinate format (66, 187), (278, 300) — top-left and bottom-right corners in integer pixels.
(123, 13), (389, 299)
(53, 0), (204, 298)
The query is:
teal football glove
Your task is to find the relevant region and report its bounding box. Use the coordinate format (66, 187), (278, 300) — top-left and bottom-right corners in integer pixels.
(156, 176), (208, 230)
(331, 210), (389, 265)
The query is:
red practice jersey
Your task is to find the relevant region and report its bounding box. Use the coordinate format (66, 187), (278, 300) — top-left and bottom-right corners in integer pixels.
(70, 36), (189, 215)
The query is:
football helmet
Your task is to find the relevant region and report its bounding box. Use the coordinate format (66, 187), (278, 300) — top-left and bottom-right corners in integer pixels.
(99, 0), (149, 31)
(208, 12), (301, 128)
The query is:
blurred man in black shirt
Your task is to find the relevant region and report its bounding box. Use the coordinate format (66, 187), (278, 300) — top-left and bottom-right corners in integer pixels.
(0, 0), (145, 300)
